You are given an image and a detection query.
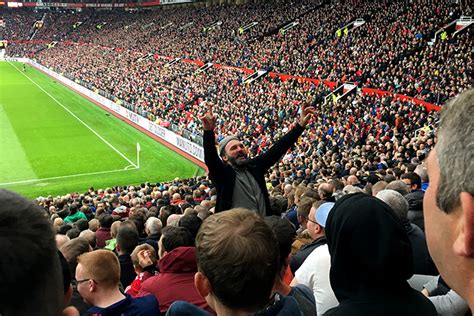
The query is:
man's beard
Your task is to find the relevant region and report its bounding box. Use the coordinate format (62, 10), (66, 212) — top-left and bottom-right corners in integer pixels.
(228, 155), (250, 169)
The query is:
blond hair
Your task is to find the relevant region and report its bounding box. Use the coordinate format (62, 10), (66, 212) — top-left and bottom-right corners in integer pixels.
(77, 250), (120, 289)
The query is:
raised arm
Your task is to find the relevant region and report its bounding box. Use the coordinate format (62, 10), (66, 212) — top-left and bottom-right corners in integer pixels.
(201, 103), (226, 183)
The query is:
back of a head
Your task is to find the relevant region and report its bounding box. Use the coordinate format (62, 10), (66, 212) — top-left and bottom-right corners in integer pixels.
(116, 225), (139, 254)
(75, 219), (89, 232)
(178, 214), (203, 240)
(161, 226), (194, 254)
(69, 202), (78, 215)
(77, 249), (120, 289)
(385, 180), (410, 196)
(88, 218), (100, 232)
(414, 164), (428, 183)
(131, 244), (157, 269)
(60, 237), (91, 275)
(196, 208), (279, 313)
(0, 189), (63, 316)
(264, 216), (295, 277)
(376, 190), (409, 220)
(99, 214), (113, 229)
(325, 193), (412, 302)
(297, 197), (315, 219)
(371, 181), (388, 196)
(145, 216), (162, 236)
(79, 230), (96, 249)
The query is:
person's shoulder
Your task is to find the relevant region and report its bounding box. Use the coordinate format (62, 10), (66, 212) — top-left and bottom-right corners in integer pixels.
(129, 294), (159, 314)
(290, 284), (315, 303)
(141, 273), (159, 286)
(255, 294), (302, 316)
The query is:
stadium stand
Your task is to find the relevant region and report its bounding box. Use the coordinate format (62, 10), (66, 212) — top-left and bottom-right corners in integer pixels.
(0, 0), (473, 314)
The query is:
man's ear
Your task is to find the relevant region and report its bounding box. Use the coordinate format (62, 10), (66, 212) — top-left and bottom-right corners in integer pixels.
(221, 154), (228, 162)
(88, 279), (97, 293)
(194, 271), (211, 298)
(453, 192), (474, 257)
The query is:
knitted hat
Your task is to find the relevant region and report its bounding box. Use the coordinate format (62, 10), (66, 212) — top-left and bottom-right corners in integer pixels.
(219, 136), (239, 157)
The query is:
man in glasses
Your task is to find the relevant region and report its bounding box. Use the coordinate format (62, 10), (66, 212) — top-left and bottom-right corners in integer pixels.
(75, 249), (159, 315)
(291, 202), (338, 315)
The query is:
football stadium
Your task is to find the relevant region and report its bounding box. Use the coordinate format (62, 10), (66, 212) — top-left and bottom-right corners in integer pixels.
(0, 0), (473, 315)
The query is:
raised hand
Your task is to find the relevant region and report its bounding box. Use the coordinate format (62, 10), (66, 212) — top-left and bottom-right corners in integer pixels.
(299, 104), (315, 127)
(200, 102), (217, 131)
(137, 249), (154, 268)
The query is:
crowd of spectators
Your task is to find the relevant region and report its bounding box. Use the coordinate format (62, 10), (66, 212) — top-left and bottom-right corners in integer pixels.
(0, 1), (473, 315)
(2, 0), (472, 105)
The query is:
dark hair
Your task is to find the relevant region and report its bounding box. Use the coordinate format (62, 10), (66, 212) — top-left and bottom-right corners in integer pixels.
(75, 219), (89, 232)
(161, 226), (194, 253)
(116, 226), (139, 254)
(264, 216), (295, 277)
(129, 213), (146, 237)
(58, 250), (71, 294)
(69, 202), (79, 215)
(178, 214), (203, 241)
(196, 208), (279, 313)
(57, 224), (73, 235)
(99, 214), (113, 228)
(401, 172), (421, 189)
(66, 228), (81, 239)
(0, 190), (63, 316)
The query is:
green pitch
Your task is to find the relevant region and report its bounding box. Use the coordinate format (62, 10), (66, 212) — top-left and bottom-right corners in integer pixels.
(0, 61), (204, 198)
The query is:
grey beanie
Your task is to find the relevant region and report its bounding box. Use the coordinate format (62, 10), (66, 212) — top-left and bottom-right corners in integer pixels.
(219, 135), (239, 157)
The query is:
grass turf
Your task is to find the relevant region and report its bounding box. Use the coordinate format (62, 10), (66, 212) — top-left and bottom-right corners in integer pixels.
(0, 61), (204, 198)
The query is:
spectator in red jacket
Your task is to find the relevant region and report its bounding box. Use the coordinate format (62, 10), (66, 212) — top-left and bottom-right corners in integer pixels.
(138, 226), (214, 314)
(95, 214), (113, 248)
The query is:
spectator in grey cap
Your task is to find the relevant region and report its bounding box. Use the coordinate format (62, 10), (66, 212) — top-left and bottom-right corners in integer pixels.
(201, 102), (314, 216)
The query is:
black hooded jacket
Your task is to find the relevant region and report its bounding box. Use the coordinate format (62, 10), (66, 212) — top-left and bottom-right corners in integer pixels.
(324, 193), (437, 316)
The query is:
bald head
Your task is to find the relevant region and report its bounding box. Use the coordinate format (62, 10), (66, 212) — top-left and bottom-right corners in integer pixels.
(56, 234), (70, 249)
(347, 175), (359, 186)
(318, 183), (335, 200)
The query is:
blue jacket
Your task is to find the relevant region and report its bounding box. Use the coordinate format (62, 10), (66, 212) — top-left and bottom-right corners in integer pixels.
(87, 294), (159, 316)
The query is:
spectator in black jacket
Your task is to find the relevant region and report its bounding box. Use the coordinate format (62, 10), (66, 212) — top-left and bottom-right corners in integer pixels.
(116, 224), (139, 289)
(201, 102), (314, 216)
(402, 172), (425, 230)
(376, 189), (438, 275)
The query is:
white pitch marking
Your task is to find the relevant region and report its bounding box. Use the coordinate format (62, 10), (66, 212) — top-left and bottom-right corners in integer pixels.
(0, 167), (138, 186)
(9, 61), (138, 168)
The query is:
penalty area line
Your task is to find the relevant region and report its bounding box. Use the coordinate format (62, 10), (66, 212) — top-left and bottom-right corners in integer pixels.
(0, 167), (139, 186)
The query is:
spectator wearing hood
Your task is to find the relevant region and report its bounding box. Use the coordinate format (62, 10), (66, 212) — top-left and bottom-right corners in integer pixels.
(324, 193), (437, 316)
(138, 226), (213, 314)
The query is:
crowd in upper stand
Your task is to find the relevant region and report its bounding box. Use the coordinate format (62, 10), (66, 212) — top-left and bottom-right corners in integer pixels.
(1, 0), (472, 105)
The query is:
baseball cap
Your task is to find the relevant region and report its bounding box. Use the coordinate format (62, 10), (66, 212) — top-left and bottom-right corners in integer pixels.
(315, 202), (335, 228)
